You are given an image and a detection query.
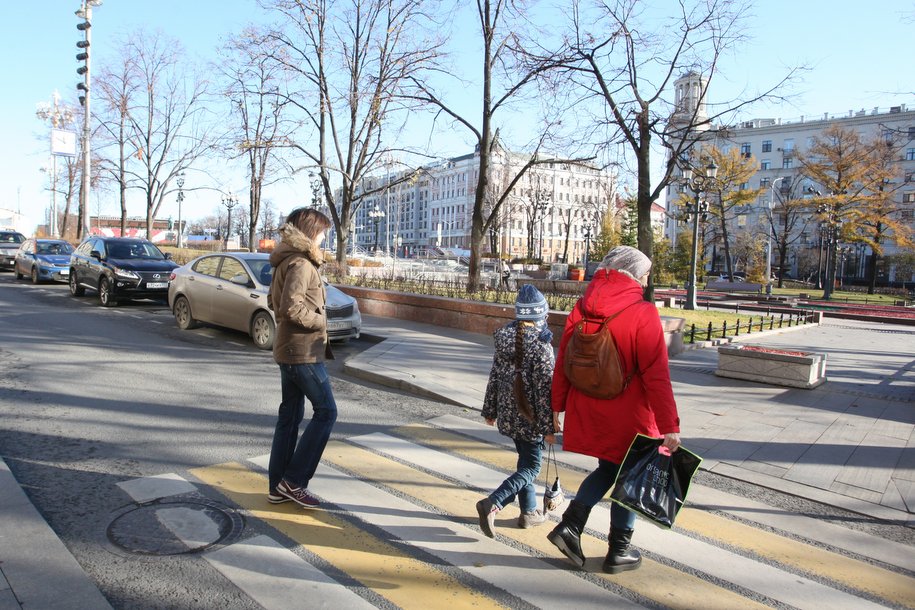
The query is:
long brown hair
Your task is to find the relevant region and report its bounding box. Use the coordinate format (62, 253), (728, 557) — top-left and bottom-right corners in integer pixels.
(513, 321), (535, 422)
(285, 208), (331, 240)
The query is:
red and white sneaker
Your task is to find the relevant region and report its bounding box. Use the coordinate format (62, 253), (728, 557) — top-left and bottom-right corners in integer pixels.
(276, 479), (321, 509)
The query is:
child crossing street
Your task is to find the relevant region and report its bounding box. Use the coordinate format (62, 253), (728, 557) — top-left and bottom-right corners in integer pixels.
(476, 284), (558, 537)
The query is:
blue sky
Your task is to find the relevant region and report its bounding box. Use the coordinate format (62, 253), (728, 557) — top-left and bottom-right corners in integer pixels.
(2, 0), (913, 235)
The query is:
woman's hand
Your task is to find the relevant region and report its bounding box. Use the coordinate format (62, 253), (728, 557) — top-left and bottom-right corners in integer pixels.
(484, 418), (495, 426)
(544, 433), (556, 445)
(552, 412), (562, 434)
(661, 432), (681, 453)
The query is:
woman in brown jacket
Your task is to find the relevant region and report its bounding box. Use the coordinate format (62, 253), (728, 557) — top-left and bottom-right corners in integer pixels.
(267, 208), (336, 509)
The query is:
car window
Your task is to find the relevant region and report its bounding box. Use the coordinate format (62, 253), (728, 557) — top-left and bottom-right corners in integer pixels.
(1, 232), (25, 244)
(192, 256), (221, 277)
(247, 259), (273, 285)
(218, 257), (248, 282)
(22, 240), (34, 254)
(38, 241), (72, 255)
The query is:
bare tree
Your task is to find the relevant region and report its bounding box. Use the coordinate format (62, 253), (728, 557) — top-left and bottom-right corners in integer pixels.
(218, 27), (295, 252)
(531, 0), (798, 298)
(261, 0), (441, 262)
(407, 0), (588, 290)
(116, 31), (213, 236)
(95, 40), (141, 235)
(766, 174), (812, 288)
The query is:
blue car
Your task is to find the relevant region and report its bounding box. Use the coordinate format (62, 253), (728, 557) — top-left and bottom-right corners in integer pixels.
(15, 239), (74, 283)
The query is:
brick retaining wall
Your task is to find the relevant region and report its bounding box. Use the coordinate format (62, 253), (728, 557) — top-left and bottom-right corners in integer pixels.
(335, 285), (686, 356)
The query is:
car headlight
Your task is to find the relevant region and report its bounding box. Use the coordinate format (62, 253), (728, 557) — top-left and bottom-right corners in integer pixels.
(113, 267), (140, 280)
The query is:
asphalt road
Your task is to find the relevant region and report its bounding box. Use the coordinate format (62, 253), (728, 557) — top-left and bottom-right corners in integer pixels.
(1, 271), (911, 609)
(0, 272), (458, 609)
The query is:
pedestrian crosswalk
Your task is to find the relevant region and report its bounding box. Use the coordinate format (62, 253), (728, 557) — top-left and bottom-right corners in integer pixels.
(119, 416), (914, 609)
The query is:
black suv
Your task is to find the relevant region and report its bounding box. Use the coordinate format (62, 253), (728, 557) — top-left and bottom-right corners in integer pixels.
(69, 237), (178, 306)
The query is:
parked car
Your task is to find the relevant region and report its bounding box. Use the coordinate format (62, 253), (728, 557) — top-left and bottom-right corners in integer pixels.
(0, 230), (26, 271)
(168, 252), (361, 351)
(69, 236), (178, 306)
(14, 239), (73, 283)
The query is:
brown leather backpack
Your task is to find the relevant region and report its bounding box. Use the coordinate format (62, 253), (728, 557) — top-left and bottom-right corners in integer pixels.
(563, 303), (636, 399)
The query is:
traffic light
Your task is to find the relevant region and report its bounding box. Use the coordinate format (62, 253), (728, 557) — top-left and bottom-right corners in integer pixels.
(76, 21), (90, 105)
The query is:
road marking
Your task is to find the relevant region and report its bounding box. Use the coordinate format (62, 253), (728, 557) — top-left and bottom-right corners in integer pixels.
(191, 462), (502, 610)
(355, 429), (897, 610)
(117, 473), (197, 503)
(429, 414), (915, 571)
(206, 535), (376, 610)
(340, 436), (767, 610)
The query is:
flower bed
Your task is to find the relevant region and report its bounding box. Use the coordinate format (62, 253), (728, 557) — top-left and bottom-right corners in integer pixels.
(715, 344), (827, 389)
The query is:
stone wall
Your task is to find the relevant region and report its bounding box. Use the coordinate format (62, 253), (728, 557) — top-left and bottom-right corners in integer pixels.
(335, 285), (686, 356)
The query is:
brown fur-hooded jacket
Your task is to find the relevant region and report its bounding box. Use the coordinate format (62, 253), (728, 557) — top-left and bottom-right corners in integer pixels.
(267, 223), (328, 364)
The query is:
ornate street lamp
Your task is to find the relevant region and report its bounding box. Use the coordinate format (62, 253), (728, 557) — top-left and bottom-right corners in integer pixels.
(681, 160), (718, 310)
(369, 204), (385, 255)
(176, 172), (185, 248)
(582, 218), (594, 272)
(221, 193), (239, 251)
(309, 172), (323, 208)
(75, 0), (102, 239)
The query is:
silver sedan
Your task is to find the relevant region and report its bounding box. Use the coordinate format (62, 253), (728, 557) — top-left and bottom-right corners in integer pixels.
(168, 252), (361, 350)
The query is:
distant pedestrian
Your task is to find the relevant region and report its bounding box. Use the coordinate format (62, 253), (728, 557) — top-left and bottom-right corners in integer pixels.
(548, 246), (681, 573)
(499, 259), (512, 290)
(476, 284), (557, 537)
(266, 207), (337, 510)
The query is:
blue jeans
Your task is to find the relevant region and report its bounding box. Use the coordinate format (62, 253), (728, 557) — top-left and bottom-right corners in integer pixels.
(490, 438), (543, 513)
(574, 459), (637, 530)
(268, 362), (338, 491)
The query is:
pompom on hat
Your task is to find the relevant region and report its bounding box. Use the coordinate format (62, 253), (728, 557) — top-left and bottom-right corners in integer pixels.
(596, 245), (652, 281)
(515, 284), (549, 321)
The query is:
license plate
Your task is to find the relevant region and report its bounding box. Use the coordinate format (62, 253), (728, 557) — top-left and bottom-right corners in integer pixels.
(146, 282), (168, 289)
(327, 321), (349, 331)
(59, 269), (69, 276)
(6, 261), (12, 265)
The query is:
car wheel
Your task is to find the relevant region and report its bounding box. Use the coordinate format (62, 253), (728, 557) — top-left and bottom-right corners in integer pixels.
(173, 295), (199, 330)
(251, 311), (275, 350)
(99, 277), (117, 307)
(69, 271), (85, 296)
(31, 267), (40, 284)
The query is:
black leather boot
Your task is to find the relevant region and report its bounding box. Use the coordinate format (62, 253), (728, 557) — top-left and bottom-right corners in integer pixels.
(602, 527), (642, 574)
(546, 500), (591, 568)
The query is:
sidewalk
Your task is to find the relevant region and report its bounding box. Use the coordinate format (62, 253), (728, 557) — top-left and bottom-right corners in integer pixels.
(347, 315), (915, 525)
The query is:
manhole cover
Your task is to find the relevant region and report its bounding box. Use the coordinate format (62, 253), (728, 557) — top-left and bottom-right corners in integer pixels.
(107, 498), (244, 556)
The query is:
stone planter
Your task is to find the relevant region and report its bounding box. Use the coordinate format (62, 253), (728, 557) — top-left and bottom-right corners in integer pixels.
(715, 344), (827, 389)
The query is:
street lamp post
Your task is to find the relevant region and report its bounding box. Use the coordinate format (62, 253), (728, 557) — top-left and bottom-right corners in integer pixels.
(36, 91), (76, 238)
(309, 173), (323, 208)
(582, 219), (594, 272)
(766, 176), (788, 289)
(535, 200), (549, 262)
(76, 0), (102, 239)
(222, 194), (238, 251)
(681, 161), (718, 310)
(176, 172), (185, 248)
(369, 204), (385, 255)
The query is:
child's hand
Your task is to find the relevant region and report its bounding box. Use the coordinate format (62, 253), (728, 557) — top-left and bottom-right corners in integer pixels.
(484, 418), (495, 426)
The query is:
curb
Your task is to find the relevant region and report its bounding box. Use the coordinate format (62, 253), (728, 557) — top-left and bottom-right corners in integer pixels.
(681, 321), (821, 351)
(0, 458), (112, 609)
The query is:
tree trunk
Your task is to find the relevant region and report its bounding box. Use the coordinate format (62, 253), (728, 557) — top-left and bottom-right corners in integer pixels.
(635, 111), (654, 301)
(867, 249), (879, 294)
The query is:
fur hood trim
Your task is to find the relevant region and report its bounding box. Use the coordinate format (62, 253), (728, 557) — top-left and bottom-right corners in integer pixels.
(271, 223), (324, 267)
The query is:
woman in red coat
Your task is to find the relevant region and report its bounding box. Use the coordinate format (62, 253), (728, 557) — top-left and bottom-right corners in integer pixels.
(547, 246), (681, 574)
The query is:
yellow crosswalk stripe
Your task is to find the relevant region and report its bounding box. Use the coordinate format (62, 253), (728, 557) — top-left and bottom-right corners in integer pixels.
(190, 462), (505, 610)
(395, 422), (915, 609)
(323, 440), (769, 610)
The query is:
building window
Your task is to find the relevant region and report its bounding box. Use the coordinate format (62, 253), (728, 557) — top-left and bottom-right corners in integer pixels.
(740, 143), (751, 158)
(737, 214), (747, 227)
(906, 148), (915, 161)
(762, 140), (772, 153)
(905, 171), (915, 183)
(783, 138), (795, 152)
(783, 157), (794, 169)
(903, 192), (915, 203)
(909, 126), (915, 139)
(760, 160), (771, 170)
(738, 182), (748, 191)
(760, 177), (771, 188)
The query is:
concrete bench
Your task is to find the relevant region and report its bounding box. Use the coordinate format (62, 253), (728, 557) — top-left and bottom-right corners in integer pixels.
(704, 280), (762, 293)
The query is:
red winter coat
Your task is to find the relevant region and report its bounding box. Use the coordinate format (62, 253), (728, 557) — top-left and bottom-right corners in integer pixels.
(552, 269), (680, 463)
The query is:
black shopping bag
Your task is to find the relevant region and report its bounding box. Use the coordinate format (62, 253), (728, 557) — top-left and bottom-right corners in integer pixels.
(609, 434), (702, 529)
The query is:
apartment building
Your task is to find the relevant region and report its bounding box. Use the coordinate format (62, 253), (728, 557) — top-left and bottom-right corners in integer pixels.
(665, 73), (915, 283)
(346, 141), (617, 264)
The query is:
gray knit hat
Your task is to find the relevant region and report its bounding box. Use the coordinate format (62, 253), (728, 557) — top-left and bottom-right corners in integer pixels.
(515, 284), (548, 320)
(597, 245), (652, 280)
